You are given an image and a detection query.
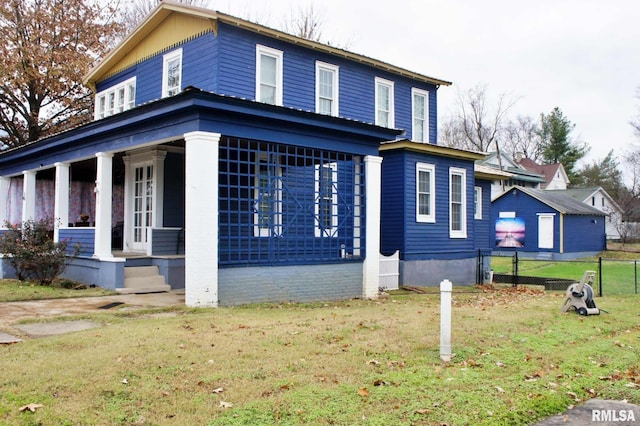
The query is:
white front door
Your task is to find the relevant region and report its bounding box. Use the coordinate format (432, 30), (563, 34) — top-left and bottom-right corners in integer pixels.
(538, 214), (554, 249)
(132, 163), (153, 251)
(123, 149), (166, 253)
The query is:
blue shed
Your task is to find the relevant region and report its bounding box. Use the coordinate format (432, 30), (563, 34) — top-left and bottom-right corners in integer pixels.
(491, 186), (606, 259)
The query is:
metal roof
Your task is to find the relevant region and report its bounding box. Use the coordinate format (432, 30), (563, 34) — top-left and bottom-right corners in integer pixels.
(496, 186), (606, 216)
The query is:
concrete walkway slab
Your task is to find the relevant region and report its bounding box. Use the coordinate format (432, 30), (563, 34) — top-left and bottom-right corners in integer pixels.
(0, 331), (22, 344)
(13, 320), (101, 338)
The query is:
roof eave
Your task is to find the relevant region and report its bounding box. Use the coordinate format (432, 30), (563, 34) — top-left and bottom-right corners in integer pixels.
(380, 140), (486, 161)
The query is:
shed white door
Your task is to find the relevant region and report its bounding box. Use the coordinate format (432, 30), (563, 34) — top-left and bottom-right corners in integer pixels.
(538, 214), (554, 249)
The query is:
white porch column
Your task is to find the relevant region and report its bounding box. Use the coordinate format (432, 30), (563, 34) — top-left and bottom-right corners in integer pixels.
(94, 152), (113, 258)
(0, 177), (10, 226)
(22, 170), (36, 223)
(362, 155), (383, 299)
(184, 131), (220, 307)
(184, 132), (221, 307)
(53, 162), (70, 242)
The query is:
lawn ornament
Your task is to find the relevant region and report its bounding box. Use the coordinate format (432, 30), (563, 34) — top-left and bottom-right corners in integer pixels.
(560, 270), (600, 316)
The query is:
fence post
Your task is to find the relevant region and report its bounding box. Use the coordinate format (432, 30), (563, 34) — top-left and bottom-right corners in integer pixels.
(440, 279), (452, 362)
(635, 260), (638, 295)
(598, 256), (603, 297)
(512, 252), (519, 287)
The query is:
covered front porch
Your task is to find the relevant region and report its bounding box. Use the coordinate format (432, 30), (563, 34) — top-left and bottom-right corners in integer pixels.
(0, 89), (397, 306)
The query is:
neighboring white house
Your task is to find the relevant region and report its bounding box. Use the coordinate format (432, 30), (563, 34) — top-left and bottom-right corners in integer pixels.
(517, 157), (570, 190)
(481, 152), (546, 198)
(548, 187), (623, 240)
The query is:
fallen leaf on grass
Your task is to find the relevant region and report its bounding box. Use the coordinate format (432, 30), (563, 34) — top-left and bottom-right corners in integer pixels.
(367, 359), (380, 365)
(495, 386), (505, 393)
(219, 401), (233, 409)
(567, 391), (581, 402)
(19, 403), (43, 413)
(358, 387), (369, 397)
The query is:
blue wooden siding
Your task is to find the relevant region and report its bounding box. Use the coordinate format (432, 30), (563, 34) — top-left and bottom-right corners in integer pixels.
(491, 191), (557, 253)
(97, 23), (439, 143)
(563, 214), (605, 252)
(490, 188), (606, 254)
(380, 150), (476, 261)
(59, 228), (95, 257)
(150, 228), (185, 255)
(380, 151), (406, 256)
(97, 32), (219, 105)
(474, 179), (493, 252)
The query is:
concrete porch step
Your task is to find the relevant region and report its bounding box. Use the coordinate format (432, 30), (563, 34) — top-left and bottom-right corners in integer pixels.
(118, 266), (170, 294)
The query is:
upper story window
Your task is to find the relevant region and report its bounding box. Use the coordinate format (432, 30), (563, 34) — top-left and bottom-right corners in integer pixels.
(315, 162), (338, 237)
(256, 45), (283, 106)
(412, 88), (429, 142)
(416, 162), (435, 223)
(474, 186), (482, 220)
(316, 62), (339, 116)
(94, 77), (136, 120)
(162, 49), (182, 98)
(375, 77), (394, 128)
(450, 167), (467, 238)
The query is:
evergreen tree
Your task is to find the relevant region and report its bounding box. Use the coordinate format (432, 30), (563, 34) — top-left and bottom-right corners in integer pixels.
(537, 107), (589, 180)
(573, 150), (623, 196)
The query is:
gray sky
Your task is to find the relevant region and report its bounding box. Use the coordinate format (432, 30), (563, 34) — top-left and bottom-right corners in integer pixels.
(208, 0), (640, 167)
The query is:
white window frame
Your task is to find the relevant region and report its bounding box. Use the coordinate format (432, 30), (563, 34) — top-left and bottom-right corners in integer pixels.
(315, 61), (339, 116)
(162, 48), (183, 98)
(375, 77), (394, 128)
(416, 163), (436, 223)
(449, 167), (467, 238)
(256, 44), (283, 106)
(411, 88), (429, 142)
(315, 162), (338, 237)
(474, 186), (483, 220)
(253, 153), (282, 237)
(94, 77), (136, 120)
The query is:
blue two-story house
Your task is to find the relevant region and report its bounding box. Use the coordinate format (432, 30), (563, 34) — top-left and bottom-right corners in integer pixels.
(0, 2), (499, 304)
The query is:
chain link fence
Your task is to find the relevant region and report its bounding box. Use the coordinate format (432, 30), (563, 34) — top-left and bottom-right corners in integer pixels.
(489, 254), (639, 296)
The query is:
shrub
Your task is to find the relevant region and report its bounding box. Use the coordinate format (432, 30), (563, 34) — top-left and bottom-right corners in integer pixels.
(0, 218), (79, 285)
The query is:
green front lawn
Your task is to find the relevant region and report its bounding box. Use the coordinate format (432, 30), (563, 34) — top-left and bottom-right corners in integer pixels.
(1, 291), (638, 425)
(0, 279), (116, 302)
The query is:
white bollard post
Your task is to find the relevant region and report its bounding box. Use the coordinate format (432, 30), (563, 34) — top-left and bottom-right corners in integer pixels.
(440, 279), (452, 362)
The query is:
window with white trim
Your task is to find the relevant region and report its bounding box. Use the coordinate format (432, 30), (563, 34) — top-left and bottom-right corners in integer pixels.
(94, 77), (136, 120)
(450, 167), (467, 238)
(375, 77), (394, 128)
(253, 153), (282, 237)
(256, 45), (283, 106)
(474, 186), (482, 220)
(416, 163), (435, 223)
(316, 62), (339, 116)
(162, 49), (182, 97)
(315, 162), (338, 236)
(412, 88), (429, 142)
